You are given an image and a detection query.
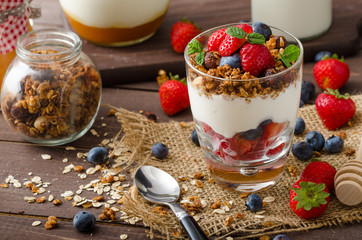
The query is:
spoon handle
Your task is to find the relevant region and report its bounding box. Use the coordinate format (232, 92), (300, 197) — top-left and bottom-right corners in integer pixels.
(168, 203), (209, 240)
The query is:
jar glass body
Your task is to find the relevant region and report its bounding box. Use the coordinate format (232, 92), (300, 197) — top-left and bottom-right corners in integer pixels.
(1, 29), (102, 145)
(59, 0), (170, 46)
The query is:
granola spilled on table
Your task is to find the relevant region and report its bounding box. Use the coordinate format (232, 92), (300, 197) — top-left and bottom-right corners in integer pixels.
(1, 49), (101, 140)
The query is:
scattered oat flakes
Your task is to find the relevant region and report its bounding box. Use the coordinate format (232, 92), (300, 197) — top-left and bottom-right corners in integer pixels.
(226, 237), (233, 240)
(41, 154), (52, 160)
(14, 181), (22, 188)
(90, 129), (99, 136)
(263, 196), (275, 203)
(48, 195), (54, 202)
(120, 234), (128, 240)
(255, 214), (265, 219)
(32, 221), (42, 227)
(65, 146), (76, 150)
(77, 152), (84, 158)
(62, 158), (69, 163)
(25, 196), (36, 203)
(28, 172), (33, 176)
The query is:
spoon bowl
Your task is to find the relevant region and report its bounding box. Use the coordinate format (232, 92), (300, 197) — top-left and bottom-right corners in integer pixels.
(134, 166), (208, 240)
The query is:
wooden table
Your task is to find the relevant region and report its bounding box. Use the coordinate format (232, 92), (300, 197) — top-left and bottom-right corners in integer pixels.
(0, 0), (361, 239)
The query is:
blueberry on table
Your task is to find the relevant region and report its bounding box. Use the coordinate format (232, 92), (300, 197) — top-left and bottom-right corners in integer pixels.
(251, 22), (272, 41)
(314, 50), (332, 62)
(294, 118), (306, 135)
(299, 99), (304, 108)
(301, 81), (315, 103)
(152, 143), (169, 159)
(191, 129), (200, 146)
(219, 52), (241, 69)
(73, 211), (96, 232)
(324, 135), (344, 153)
(292, 141), (314, 161)
(245, 194), (263, 212)
(87, 147), (109, 164)
(273, 234), (290, 240)
(305, 131), (325, 151)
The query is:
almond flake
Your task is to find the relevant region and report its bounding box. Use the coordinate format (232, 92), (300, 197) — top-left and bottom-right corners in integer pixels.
(41, 154), (52, 160)
(120, 234), (128, 240)
(32, 221), (42, 227)
(263, 196), (275, 203)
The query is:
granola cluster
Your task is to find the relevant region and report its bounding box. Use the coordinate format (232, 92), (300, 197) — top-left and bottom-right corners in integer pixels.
(2, 54), (101, 140)
(187, 36), (299, 99)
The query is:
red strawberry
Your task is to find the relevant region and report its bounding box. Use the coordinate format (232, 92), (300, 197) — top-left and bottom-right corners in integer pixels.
(300, 161), (337, 192)
(289, 180), (330, 219)
(218, 24), (253, 57)
(171, 19), (201, 53)
(159, 79), (190, 116)
(313, 56), (350, 90)
(207, 29), (226, 51)
(262, 122), (287, 145)
(315, 89), (356, 130)
(240, 43), (275, 77)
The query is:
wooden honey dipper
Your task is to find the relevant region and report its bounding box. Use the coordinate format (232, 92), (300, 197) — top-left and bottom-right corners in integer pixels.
(334, 137), (362, 206)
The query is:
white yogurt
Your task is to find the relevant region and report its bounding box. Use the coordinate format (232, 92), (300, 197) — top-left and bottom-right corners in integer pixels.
(59, 0), (169, 28)
(188, 81), (301, 138)
(251, 0), (332, 41)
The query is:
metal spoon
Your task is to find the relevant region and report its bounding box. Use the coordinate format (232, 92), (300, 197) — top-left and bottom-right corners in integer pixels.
(134, 165), (209, 240)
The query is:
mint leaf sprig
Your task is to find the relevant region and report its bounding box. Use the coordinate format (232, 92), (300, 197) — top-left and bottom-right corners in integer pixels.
(225, 26), (265, 45)
(187, 39), (205, 65)
(279, 44), (300, 68)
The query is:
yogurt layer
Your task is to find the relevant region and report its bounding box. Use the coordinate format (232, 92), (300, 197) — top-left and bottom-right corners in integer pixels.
(188, 81), (301, 138)
(59, 0), (169, 28)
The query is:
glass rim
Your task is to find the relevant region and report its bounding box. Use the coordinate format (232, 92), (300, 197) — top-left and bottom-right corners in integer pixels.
(184, 22), (304, 82)
(16, 28), (82, 63)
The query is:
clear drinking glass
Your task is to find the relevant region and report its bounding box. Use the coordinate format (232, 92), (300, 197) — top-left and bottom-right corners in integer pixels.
(184, 23), (303, 192)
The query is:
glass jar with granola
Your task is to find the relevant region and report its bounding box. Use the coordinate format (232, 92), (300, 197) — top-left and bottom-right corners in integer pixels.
(1, 29), (102, 145)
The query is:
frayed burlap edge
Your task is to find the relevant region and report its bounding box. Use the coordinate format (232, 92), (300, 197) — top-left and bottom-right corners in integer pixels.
(108, 95), (362, 239)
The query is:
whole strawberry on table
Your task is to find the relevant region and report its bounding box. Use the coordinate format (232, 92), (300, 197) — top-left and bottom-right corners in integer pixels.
(171, 19), (201, 53)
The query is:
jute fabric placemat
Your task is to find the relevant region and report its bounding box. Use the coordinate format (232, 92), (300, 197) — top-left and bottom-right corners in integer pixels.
(110, 94), (362, 239)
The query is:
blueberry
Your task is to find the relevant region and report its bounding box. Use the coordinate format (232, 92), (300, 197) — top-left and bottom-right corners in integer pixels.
(87, 147), (108, 164)
(294, 118), (305, 135)
(273, 234), (290, 240)
(314, 50), (332, 62)
(301, 81), (315, 103)
(152, 143), (169, 159)
(292, 141), (314, 161)
(219, 52), (241, 69)
(245, 194), (263, 212)
(251, 22), (272, 41)
(305, 131), (325, 151)
(191, 129), (200, 146)
(324, 135), (344, 153)
(240, 126), (263, 140)
(73, 211), (96, 232)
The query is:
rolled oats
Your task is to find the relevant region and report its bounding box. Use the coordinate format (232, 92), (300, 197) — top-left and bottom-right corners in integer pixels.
(32, 221), (42, 227)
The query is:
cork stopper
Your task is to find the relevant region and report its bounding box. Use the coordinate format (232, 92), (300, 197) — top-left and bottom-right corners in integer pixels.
(334, 137), (362, 206)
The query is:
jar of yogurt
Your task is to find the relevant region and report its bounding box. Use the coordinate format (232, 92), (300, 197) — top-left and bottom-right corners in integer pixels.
(251, 0), (332, 41)
(59, 0), (170, 46)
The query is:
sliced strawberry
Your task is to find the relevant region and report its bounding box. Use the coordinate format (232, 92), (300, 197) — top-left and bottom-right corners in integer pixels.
(262, 122), (287, 146)
(266, 142), (285, 156)
(218, 24), (253, 57)
(207, 29), (226, 51)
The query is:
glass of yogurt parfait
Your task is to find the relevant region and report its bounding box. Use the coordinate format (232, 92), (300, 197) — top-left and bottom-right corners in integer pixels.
(184, 23), (303, 192)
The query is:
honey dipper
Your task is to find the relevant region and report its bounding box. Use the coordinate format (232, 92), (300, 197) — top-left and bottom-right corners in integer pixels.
(334, 137), (362, 206)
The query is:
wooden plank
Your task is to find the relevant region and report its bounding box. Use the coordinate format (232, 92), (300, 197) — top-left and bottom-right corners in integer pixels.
(0, 213), (150, 240)
(52, 0), (361, 85)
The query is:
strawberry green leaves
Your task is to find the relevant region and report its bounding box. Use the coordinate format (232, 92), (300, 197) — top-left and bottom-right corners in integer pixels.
(279, 44), (300, 68)
(292, 181), (330, 211)
(225, 26), (265, 45)
(187, 39), (205, 65)
(324, 88), (350, 100)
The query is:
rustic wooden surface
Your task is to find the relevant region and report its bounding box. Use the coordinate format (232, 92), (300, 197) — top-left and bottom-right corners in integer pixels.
(0, 0), (361, 239)
(32, 0), (362, 85)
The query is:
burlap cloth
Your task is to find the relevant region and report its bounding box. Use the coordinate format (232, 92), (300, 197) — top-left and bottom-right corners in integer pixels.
(110, 94), (362, 239)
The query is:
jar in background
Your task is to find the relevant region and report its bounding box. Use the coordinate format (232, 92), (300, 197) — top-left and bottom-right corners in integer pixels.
(59, 0), (170, 46)
(0, 0), (40, 91)
(251, 0), (332, 41)
(1, 29), (102, 146)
